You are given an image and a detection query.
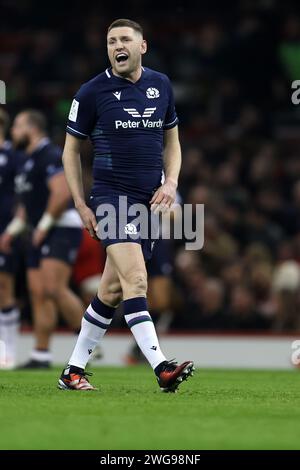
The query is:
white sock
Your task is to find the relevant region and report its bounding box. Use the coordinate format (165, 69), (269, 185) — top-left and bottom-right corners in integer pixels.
(0, 306), (20, 366)
(30, 349), (52, 363)
(68, 296), (115, 369)
(155, 310), (174, 334)
(123, 297), (167, 370)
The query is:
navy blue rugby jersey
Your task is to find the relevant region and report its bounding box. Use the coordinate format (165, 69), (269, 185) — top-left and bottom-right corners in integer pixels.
(15, 138), (64, 226)
(0, 141), (21, 233)
(66, 66), (178, 200)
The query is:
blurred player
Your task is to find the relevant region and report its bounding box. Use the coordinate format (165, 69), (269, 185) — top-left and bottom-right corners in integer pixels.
(0, 110), (84, 368)
(0, 108), (20, 369)
(59, 19), (194, 392)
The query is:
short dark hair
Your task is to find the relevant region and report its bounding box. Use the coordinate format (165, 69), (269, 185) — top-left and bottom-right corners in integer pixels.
(0, 107), (10, 135)
(23, 109), (47, 133)
(107, 19), (143, 37)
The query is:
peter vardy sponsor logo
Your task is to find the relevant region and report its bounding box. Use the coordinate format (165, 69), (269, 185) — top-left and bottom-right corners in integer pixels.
(115, 119), (163, 129)
(124, 107), (156, 118)
(115, 107), (163, 129)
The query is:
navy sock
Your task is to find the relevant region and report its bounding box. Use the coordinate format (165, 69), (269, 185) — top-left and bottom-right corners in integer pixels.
(154, 361), (168, 376)
(68, 365), (84, 375)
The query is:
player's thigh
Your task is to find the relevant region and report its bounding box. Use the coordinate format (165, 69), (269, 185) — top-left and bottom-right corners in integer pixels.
(97, 256), (122, 299)
(40, 258), (71, 294)
(106, 242), (147, 284)
(27, 268), (45, 299)
(0, 271), (14, 290)
(0, 271), (14, 303)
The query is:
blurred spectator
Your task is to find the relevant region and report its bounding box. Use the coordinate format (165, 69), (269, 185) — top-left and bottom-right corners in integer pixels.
(272, 261), (300, 330)
(194, 278), (227, 329)
(226, 285), (271, 330)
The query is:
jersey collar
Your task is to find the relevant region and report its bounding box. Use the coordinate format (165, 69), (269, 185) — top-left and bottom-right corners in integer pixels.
(106, 66), (146, 84)
(30, 137), (50, 156)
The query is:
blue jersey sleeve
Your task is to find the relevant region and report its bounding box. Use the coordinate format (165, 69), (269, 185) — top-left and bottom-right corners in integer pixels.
(43, 147), (64, 183)
(66, 83), (97, 140)
(163, 77), (179, 130)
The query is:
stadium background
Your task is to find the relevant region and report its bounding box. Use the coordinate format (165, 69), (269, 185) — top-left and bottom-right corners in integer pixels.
(2, 0), (300, 336)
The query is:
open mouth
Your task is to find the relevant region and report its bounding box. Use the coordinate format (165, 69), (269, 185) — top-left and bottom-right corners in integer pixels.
(115, 52), (129, 64)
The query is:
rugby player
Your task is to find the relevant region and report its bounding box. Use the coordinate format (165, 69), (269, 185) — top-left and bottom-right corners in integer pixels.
(59, 19), (194, 392)
(0, 108), (20, 369)
(1, 110), (84, 368)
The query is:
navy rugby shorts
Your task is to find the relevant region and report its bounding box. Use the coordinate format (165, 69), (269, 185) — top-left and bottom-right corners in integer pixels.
(90, 194), (159, 262)
(26, 226), (83, 269)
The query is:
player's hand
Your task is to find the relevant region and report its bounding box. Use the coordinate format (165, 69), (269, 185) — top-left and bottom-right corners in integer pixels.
(150, 179), (177, 214)
(77, 203), (98, 240)
(0, 232), (13, 253)
(32, 228), (48, 247)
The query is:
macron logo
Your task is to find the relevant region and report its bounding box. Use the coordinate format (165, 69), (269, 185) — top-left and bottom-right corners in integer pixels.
(123, 107), (156, 118)
(113, 91), (121, 100)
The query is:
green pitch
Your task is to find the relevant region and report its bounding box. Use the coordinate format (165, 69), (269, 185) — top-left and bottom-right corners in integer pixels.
(0, 367), (300, 450)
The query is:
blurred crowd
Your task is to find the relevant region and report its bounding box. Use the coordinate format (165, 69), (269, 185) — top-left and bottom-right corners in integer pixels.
(2, 0), (300, 331)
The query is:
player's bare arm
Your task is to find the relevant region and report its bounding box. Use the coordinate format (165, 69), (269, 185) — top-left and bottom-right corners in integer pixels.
(0, 204), (27, 253)
(150, 125), (182, 213)
(32, 172), (72, 246)
(62, 133), (98, 239)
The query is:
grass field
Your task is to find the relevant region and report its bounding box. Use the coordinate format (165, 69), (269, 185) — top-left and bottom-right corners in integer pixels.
(0, 366), (300, 450)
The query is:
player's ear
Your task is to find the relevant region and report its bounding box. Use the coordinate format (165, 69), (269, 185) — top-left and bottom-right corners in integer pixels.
(141, 39), (147, 55)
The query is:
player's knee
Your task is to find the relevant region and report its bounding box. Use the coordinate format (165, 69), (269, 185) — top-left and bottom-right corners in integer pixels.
(44, 284), (64, 302)
(99, 281), (122, 308)
(43, 287), (56, 302)
(99, 291), (122, 308)
(0, 282), (11, 302)
(27, 284), (44, 302)
(123, 270), (147, 296)
(100, 292), (122, 308)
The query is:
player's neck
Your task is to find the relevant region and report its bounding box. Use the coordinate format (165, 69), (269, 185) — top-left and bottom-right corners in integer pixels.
(0, 135), (5, 148)
(26, 135), (47, 154)
(112, 66), (142, 83)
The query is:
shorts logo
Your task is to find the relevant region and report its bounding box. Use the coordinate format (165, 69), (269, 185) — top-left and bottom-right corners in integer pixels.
(123, 107), (156, 118)
(124, 223), (137, 235)
(41, 245), (50, 255)
(69, 249), (77, 263)
(68, 99), (79, 122)
(0, 154), (8, 166)
(146, 87), (160, 99)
